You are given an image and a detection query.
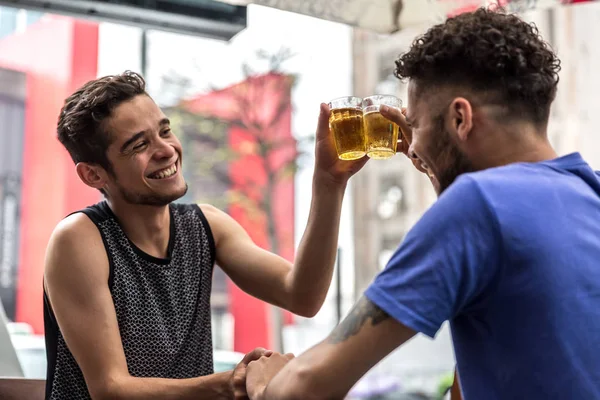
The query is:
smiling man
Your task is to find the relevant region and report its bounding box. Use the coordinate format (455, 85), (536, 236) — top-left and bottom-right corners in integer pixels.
(43, 72), (367, 399)
(245, 7), (600, 400)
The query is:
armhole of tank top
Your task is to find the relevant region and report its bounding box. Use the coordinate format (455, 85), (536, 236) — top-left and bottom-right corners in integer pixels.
(43, 209), (111, 323)
(43, 286), (58, 399)
(44, 208), (114, 398)
(76, 209), (117, 291)
(194, 204), (216, 267)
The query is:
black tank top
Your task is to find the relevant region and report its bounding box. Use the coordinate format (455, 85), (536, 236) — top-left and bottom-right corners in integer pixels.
(43, 201), (216, 399)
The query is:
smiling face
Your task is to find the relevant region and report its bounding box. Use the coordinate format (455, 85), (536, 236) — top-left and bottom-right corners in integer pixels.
(101, 94), (187, 206)
(405, 81), (475, 195)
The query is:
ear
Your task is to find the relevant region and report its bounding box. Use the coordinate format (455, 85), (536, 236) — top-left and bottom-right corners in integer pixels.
(447, 97), (473, 142)
(75, 162), (108, 191)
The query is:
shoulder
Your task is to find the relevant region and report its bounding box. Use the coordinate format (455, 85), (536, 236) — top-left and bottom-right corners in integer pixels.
(45, 212), (109, 285)
(429, 174), (491, 217)
(196, 204), (251, 246)
(445, 164), (544, 207)
(197, 203), (224, 219)
(410, 175), (500, 246)
(463, 161), (554, 193)
(49, 212), (103, 250)
(197, 203), (230, 230)
(458, 162), (565, 217)
(434, 164), (560, 237)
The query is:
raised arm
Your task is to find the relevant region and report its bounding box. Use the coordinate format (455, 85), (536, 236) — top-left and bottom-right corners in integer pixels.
(44, 213), (257, 400)
(204, 103), (368, 317)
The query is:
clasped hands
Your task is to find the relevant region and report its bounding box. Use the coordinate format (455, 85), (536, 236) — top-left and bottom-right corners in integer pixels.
(230, 347), (294, 400)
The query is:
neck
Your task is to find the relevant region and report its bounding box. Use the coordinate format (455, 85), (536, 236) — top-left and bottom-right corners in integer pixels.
(470, 123), (558, 170)
(107, 198), (171, 259)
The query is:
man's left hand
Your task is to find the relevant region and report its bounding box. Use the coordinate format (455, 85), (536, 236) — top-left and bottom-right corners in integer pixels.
(314, 103), (368, 186)
(246, 352), (295, 400)
(231, 347), (274, 399)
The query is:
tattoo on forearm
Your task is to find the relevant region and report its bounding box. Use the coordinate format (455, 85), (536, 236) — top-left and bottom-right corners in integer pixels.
(328, 297), (390, 344)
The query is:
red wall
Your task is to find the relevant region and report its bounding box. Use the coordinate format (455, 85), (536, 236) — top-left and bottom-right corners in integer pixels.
(0, 16), (100, 333)
(185, 74), (296, 353)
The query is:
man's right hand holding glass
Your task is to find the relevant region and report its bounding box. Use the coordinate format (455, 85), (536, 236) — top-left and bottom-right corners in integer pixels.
(380, 105), (428, 175)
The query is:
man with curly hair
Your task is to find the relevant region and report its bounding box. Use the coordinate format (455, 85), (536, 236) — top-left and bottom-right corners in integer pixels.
(244, 7), (600, 400)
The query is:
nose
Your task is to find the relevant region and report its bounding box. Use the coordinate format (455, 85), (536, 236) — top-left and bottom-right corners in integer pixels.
(408, 145), (428, 173)
(408, 145), (419, 160)
(153, 137), (176, 160)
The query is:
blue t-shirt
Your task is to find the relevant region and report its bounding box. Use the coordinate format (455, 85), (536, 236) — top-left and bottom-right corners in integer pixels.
(365, 153), (600, 399)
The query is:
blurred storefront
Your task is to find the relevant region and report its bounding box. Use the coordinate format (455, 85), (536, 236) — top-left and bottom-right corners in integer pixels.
(170, 72), (297, 353)
(0, 13), (100, 333)
(0, 6), (297, 355)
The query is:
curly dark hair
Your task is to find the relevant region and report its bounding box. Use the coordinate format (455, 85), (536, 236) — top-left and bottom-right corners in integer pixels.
(395, 7), (561, 124)
(57, 71), (147, 177)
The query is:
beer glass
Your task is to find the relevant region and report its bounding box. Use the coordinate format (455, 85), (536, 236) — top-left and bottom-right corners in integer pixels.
(363, 95), (402, 159)
(328, 96), (366, 160)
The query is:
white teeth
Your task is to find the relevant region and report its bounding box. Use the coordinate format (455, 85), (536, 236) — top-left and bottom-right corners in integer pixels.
(151, 164), (177, 179)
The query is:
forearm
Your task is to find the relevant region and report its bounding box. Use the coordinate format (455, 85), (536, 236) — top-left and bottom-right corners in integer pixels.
(104, 371), (232, 400)
(258, 347), (340, 400)
(258, 361), (316, 400)
(289, 173), (347, 315)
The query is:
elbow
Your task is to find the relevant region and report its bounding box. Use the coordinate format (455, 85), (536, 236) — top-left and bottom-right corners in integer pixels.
(89, 375), (128, 400)
(284, 275), (325, 318)
(299, 304), (321, 318)
(284, 272), (330, 318)
(90, 385), (119, 400)
(289, 299), (322, 318)
(90, 387), (113, 400)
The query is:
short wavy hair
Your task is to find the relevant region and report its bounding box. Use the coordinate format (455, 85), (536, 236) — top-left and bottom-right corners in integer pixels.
(57, 71), (147, 173)
(395, 8), (561, 124)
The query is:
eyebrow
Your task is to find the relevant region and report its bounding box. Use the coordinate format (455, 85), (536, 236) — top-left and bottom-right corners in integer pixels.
(119, 118), (171, 153)
(120, 132), (145, 153)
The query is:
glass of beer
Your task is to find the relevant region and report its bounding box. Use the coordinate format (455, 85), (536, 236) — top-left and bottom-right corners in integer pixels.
(328, 96), (366, 160)
(363, 95), (402, 159)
